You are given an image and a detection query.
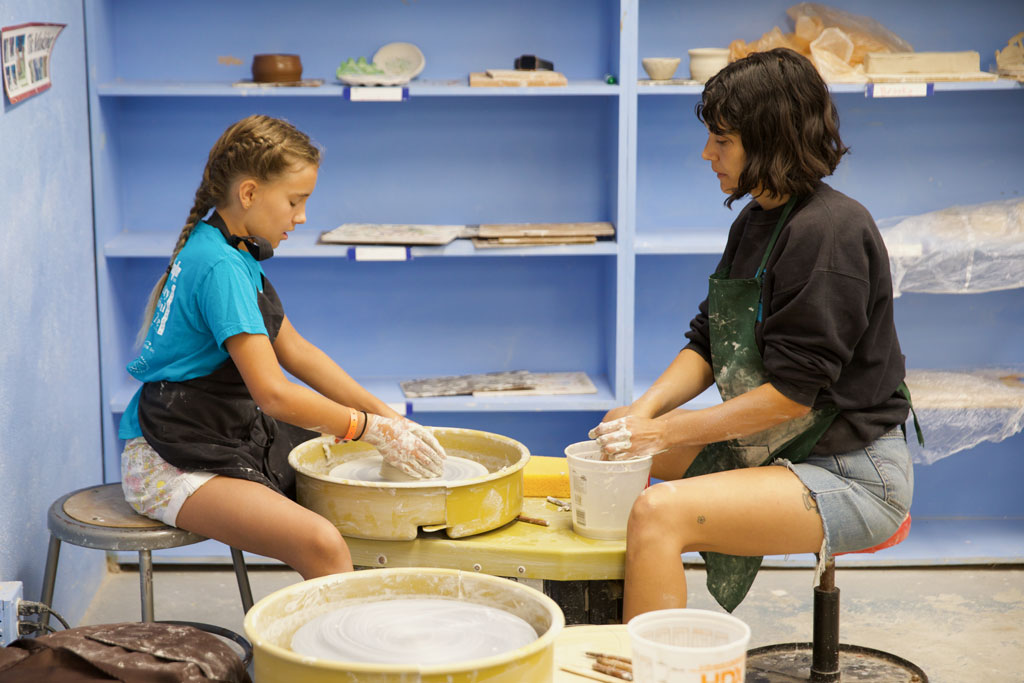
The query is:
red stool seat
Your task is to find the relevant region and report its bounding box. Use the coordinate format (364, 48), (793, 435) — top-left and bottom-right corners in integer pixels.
(836, 514), (912, 556)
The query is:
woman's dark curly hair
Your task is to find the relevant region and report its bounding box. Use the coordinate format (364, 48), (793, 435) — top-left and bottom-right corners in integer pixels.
(696, 48), (849, 208)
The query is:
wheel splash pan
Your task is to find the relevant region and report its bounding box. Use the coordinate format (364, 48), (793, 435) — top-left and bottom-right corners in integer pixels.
(243, 567), (564, 683)
(289, 428), (529, 540)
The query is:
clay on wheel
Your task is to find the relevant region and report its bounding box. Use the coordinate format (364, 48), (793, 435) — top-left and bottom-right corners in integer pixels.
(379, 460), (431, 482)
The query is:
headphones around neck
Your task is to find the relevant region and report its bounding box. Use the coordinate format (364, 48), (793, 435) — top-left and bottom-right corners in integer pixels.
(214, 222), (274, 261)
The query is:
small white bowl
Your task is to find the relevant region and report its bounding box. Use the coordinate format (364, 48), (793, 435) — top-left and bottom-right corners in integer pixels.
(642, 57), (681, 80)
(688, 48), (730, 83)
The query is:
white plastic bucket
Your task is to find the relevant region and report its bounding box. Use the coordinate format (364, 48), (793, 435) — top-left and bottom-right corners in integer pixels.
(627, 608), (751, 683)
(564, 440), (652, 540)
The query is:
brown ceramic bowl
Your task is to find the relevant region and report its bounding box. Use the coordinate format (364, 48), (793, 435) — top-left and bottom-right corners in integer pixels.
(251, 54), (302, 83)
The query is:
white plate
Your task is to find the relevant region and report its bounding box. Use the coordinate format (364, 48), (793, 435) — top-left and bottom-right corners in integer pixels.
(336, 71), (411, 86)
(336, 42), (425, 87)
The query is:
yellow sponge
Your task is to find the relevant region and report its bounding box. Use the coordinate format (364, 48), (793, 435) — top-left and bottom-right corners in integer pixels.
(523, 455), (570, 498)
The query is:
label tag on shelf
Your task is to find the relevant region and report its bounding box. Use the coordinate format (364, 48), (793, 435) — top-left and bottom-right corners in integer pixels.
(386, 401), (410, 416)
(866, 83), (933, 98)
(347, 246), (411, 261)
(345, 86), (408, 102)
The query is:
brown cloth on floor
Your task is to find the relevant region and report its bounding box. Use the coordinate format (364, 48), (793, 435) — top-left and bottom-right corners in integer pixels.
(0, 622), (250, 683)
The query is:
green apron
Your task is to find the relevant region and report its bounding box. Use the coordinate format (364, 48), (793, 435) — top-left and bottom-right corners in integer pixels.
(685, 196), (839, 612)
(684, 196), (923, 611)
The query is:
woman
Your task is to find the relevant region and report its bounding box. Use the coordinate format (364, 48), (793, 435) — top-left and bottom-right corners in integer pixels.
(590, 49), (917, 618)
(119, 115), (446, 580)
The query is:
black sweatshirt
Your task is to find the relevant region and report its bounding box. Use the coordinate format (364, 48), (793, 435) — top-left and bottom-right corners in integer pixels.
(684, 182), (910, 454)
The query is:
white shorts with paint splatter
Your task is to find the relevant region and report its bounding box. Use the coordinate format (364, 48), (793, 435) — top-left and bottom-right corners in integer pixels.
(120, 437), (217, 527)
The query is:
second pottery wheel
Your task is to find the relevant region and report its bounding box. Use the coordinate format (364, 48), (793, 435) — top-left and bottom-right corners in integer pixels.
(289, 428), (529, 540)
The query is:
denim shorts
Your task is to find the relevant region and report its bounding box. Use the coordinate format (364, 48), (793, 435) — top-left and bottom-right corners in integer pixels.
(775, 428), (914, 559)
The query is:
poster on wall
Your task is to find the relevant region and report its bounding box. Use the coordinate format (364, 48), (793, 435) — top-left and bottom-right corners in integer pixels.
(2, 22), (65, 105)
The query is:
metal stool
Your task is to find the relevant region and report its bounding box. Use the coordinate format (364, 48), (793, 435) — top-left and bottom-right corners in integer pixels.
(747, 515), (929, 682)
(40, 483), (254, 624)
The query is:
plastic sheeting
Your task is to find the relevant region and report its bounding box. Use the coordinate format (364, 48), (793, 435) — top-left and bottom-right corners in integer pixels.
(904, 368), (1024, 464)
(880, 198), (1024, 297)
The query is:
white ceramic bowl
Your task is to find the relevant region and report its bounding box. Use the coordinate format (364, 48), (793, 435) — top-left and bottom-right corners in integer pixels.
(642, 57), (681, 80)
(688, 48), (730, 83)
(374, 41), (425, 80)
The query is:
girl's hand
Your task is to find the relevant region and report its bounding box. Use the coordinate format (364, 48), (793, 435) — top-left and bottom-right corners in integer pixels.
(361, 414), (447, 478)
(588, 415), (668, 461)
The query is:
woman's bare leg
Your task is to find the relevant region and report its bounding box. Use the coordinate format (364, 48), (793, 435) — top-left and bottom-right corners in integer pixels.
(175, 477), (353, 580)
(623, 465), (823, 621)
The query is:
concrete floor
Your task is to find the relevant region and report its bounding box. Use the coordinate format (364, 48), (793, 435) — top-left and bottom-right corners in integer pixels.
(78, 560), (1024, 682)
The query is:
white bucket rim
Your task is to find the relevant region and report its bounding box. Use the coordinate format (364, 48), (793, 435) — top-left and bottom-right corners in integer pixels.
(564, 440), (653, 469)
(627, 608), (752, 655)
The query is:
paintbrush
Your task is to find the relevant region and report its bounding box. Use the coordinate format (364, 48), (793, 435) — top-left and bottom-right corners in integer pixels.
(547, 496), (571, 510)
(516, 514), (549, 527)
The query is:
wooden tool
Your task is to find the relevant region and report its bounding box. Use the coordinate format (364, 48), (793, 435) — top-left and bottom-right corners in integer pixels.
(517, 514), (550, 527)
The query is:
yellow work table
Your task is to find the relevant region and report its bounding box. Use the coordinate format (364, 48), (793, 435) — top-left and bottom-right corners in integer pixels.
(343, 497), (627, 624)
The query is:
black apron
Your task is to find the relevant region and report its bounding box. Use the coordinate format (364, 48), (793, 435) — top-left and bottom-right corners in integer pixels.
(137, 274), (317, 499)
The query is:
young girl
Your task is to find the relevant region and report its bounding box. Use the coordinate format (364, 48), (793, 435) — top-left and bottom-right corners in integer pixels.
(590, 49), (917, 617)
(118, 114), (446, 579)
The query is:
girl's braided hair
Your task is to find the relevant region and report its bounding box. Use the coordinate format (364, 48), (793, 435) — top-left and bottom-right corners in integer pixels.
(136, 115), (320, 345)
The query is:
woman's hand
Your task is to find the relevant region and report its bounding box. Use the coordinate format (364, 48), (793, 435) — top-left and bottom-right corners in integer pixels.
(360, 414), (447, 478)
(588, 415), (668, 461)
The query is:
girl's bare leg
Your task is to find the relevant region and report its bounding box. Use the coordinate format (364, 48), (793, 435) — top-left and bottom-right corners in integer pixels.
(175, 476), (353, 580)
(623, 465), (823, 621)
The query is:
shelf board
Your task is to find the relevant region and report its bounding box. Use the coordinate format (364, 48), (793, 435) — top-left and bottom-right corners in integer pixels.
(96, 79), (620, 98)
(638, 79), (1021, 96)
(112, 374), (616, 416)
(634, 228), (728, 254)
(104, 230), (619, 258)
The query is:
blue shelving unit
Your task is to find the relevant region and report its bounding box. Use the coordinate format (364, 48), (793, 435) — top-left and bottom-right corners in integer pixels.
(87, 0), (1023, 564)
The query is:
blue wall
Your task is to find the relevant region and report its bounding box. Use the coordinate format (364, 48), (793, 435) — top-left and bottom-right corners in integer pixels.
(0, 0), (104, 626)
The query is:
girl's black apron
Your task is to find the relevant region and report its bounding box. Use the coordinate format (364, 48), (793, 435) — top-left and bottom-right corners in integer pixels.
(137, 275), (317, 499)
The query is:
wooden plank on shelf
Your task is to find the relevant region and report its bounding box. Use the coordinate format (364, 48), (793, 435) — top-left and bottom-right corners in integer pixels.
(470, 70), (568, 87)
(400, 371), (535, 398)
(473, 371), (598, 397)
(478, 222), (615, 238)
(472, 235), (597, 248)
(864, 51), (980, 75)
(319, 223), (464, 246)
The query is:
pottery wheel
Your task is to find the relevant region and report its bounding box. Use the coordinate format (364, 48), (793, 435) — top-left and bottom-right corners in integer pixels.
(328, 455), (489, 483)
(290, 598), (537, 664)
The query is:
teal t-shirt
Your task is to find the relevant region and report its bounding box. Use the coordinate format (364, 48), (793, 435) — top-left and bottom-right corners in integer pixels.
(118, 221), (268, 439)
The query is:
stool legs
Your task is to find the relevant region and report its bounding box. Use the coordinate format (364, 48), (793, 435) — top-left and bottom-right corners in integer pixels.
(811, 562), (840, 682)
(138, 549), (155, 622)
(229, 547), (254, 613)
(39, 536), (62, 628)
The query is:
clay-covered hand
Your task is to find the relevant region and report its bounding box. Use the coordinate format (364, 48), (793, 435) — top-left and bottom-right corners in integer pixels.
(361, 414), (447, 479)
(588, 415), (667, 461)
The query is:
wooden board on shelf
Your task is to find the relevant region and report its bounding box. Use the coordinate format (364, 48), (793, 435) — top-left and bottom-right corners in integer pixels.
(319, 223), (464, 246)
(867, 71), (998, 83)
(478, 222), (615, 238)
(400, 371), (535, 398)
(470, 70), (568, 87)
(472, 371), (598, 397)
(472, 235), (597, 248)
